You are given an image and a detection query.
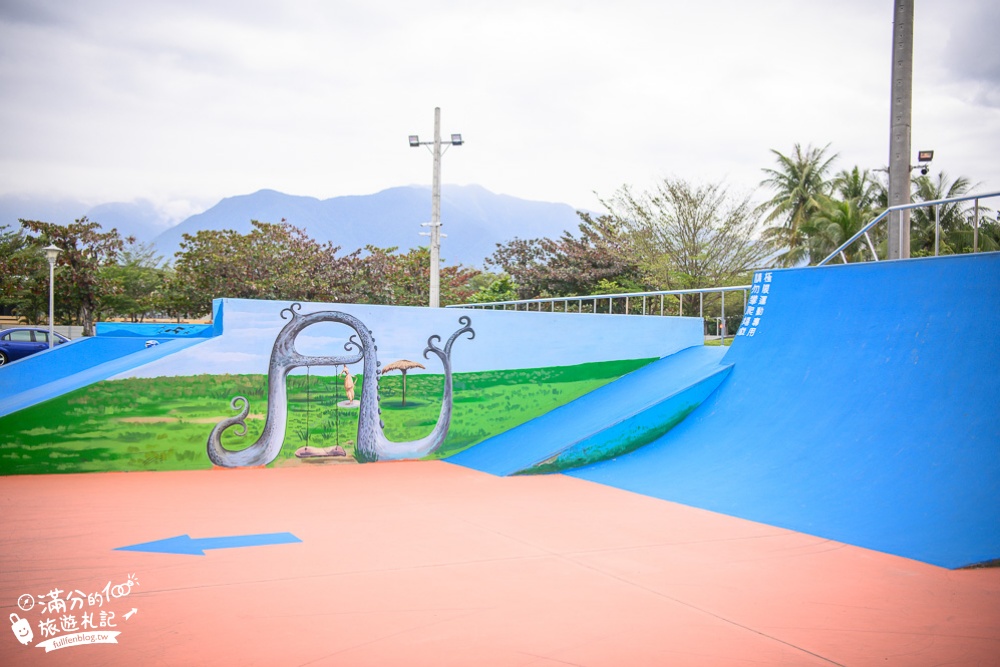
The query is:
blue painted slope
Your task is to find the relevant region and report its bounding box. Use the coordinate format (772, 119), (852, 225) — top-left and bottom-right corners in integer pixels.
(449, 346), (730, 476)
(0, 337), (206, 417)
(571, 253), (1000, 569)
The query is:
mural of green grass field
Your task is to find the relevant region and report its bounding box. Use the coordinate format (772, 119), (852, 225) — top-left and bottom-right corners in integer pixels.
(0, 358), (654, 475)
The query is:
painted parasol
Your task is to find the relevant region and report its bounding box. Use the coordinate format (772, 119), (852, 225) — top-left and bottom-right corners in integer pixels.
(381, 359), (426, 406)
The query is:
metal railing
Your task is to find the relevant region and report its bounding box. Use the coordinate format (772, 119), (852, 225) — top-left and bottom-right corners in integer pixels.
(818, 190), (999, 266)
(449, 192), (997, 336)
(447, 285), (750, 341)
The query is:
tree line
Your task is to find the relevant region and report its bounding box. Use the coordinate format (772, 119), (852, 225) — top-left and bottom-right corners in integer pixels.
(756, 144), (997, 265)
(2, 142), (995, 334)
(478, 143), (997, 302)
(0, 219), (483, 335)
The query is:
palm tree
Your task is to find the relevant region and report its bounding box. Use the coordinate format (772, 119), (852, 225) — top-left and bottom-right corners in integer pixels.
(833, 167), (884, 212)
(758, 143), (838, 265)
(804, 195), (876, 263)
(909, 172), (977, 255)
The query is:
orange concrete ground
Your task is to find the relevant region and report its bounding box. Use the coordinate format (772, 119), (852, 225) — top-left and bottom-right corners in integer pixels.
(1, 461), (998, 666)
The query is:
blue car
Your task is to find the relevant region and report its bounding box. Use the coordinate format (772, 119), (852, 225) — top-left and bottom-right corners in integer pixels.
(0, 327), (70, 366)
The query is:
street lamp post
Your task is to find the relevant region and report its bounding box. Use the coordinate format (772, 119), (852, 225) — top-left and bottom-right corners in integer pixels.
(409, 107), (463, 308)
(43, 245), (62, 348)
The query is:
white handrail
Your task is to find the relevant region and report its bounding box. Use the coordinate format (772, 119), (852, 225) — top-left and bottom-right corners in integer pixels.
(449, 192), (997, 320)
(449, 284), (749, 312)
(817, 190), (998, 266)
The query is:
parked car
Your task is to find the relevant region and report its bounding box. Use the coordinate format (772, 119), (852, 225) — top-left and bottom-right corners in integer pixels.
(0, 327), (70, 366)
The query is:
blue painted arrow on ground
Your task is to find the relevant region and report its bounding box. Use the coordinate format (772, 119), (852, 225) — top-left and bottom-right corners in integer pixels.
(115, 532), (302, 556)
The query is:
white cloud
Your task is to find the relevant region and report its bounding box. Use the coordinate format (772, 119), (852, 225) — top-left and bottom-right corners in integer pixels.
(0, 0), (997, 223)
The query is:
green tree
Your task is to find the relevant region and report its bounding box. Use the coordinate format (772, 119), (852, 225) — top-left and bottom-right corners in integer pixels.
(169, 220), (359, 315)
(600, 178), (769, 290)
(346, 245), (480, 306)
(19, 217), (129, 335)
(483, 237), (545, 299)
(170, 222), (480, 312)
(833, 166), (885, 212)
(436, 257), (481, 306)
(908, 172), (987, 255)
(467, 274), (519, 304)
(0, 225), (46, 322)
(798, 167), (885, 263)
(805, 195), (876, 263)
(758, 143), (838, 265)
(486, 213), (641, 299)
(100, 241), (167, 322)
(159, 266), (202, 322)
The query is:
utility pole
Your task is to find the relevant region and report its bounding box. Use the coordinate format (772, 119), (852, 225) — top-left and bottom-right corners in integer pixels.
(429, 108), (443, 308)
(887, 0), (914, 259)
(409, 107), (463, 308)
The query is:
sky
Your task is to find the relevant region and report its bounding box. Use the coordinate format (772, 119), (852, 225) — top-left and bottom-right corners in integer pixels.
(1, 0), (998, 230)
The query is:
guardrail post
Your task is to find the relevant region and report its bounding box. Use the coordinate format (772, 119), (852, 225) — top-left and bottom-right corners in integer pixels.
(721, 290), (726, 342)
(864, 232), (879, 260)
(935, 204), (940, 256)
(974, 198), (980, 253)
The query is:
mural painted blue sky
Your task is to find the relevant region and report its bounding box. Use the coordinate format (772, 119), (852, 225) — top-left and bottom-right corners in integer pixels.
(113, 300), (701, 378)
(1, 0), (997, 224)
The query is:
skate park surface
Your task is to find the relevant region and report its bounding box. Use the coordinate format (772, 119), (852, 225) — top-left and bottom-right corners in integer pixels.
(2, 462), (999, 666)
(2, 253), (999, 665)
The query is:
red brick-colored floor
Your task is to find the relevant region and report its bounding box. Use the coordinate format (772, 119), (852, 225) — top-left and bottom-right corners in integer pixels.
(2, 461), (998, 666)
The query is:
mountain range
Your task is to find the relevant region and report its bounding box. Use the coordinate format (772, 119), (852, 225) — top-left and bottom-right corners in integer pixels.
(0, 185), (587, 267)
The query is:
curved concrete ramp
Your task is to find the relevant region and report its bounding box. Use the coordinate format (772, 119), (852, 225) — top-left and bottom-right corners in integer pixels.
(570, 253), (1000, 569)
(449, 345), (732, 475)
(0, 333), (209, 417)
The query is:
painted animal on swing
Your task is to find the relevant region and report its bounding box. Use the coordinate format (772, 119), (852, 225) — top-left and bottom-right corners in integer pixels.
(206, 304), (475, 467)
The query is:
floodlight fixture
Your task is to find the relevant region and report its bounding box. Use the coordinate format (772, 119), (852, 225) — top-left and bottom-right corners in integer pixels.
(408, 135), (420, 147)
(450, 134), (463, 146)
(915, 149), (934, 175)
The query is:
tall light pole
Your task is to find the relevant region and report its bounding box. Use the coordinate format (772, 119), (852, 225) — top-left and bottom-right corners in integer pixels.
(887, 0), (914, 259)
(409, 107), (463, 308)
(43, 244), (61, 348)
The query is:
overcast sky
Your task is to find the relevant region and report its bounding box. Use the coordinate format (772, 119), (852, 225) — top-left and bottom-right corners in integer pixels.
(1, 0), (997, 227)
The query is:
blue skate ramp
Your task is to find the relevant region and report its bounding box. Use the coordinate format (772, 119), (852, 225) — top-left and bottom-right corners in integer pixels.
(0, 334), (208, 417)
(570, 253), (1000, 569)
(449, 345), (732, 476)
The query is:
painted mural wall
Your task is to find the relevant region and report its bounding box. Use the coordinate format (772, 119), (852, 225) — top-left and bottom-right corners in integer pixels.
(0, 298), (703, 475)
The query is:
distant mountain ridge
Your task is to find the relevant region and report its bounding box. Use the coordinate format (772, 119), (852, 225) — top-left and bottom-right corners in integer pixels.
(0, 194), (178, 242)
(0, 185), (587, 267)
(153, 185), (583, 266)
